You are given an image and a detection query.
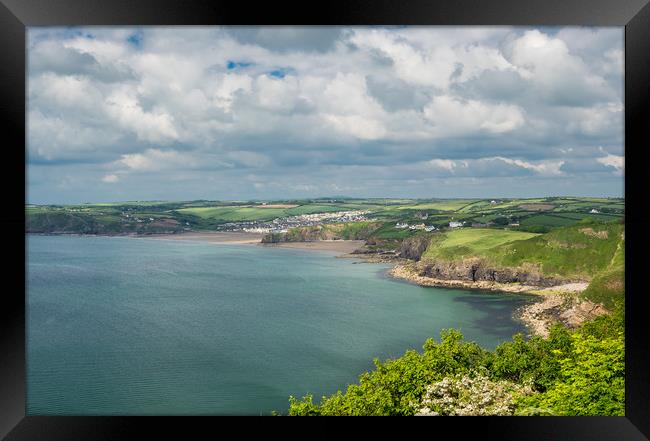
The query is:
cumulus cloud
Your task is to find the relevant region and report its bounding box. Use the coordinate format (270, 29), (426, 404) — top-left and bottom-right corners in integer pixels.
(427, 159), (458, 171)
(26, 26), (624, 203)
(486, 156), (565, 176)
(423, 95), (525, 135)
(596, 153), (624, 172)
(101, 174), (120, 183)
(114, 148), (198, 172)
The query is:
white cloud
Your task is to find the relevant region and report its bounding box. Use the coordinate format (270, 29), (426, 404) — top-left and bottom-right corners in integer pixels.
(26, 26), (624, 202)
(507, 30), (616, 106)
(115, 148), (196, 172)
(487, 156), (565, 176)
(596, 153), (624, 172)
(423, 95), (525, 135)
(427, 159), (457, 171)
(105, 88), (179, 143)
(101, 174), (120, 183)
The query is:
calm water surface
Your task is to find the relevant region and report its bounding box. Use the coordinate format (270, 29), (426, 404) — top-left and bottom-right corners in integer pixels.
(27, 235), (532, 415)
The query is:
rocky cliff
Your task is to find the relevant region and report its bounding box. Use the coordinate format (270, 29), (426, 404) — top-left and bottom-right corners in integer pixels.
(398, 234), (432, 260)
(261, 222), (381, 244)
(416, 257), (570, 287)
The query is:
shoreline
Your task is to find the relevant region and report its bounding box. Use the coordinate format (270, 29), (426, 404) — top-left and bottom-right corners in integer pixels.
(141, 231), (265, 245)
(260, 240), (366, 254)
(386, 262), (606, 338)
(139, 231), (366, 254)
(29, 232), (607, 337)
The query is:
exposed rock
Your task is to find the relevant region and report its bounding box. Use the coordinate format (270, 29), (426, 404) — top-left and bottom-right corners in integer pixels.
(416, 258), (570, 287)
(516, 295), (609, 338)
(398, 234), (432, 261)
(387, 262), (605, 338)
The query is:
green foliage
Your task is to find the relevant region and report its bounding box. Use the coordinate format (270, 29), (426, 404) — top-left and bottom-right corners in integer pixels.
(488, 325), (572, 391)
(287, 314), (625, 417)
(516, 330), (625, 416)
(288, 330), (489, 416)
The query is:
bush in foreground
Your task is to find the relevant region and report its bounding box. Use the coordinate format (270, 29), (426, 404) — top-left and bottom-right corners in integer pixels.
(287, 311), (624, 416)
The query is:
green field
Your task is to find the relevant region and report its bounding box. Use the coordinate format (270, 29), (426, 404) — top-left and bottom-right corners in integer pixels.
(419, 221), (625, 280)
(487, 222), (624, 278)
(422, 229), (539, 260)
(177, 206), (288, 221)
(26, 197), (624, 237)
(176, 203), (368, 221)
(520, 214), (577, 227)
(396, 200), (478, 212)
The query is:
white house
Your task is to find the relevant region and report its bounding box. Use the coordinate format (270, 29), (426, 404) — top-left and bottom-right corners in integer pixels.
(449, 221), (464, 228)
(590, 209), (600, 214)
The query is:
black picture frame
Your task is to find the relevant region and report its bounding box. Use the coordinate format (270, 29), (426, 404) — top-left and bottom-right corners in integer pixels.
(2, 0), (649, 438)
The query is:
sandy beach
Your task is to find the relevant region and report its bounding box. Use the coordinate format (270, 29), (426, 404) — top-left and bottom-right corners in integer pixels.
(261, 240), (365, 254)
(143, 231), (265, 244)
(144, 232), (364, 254)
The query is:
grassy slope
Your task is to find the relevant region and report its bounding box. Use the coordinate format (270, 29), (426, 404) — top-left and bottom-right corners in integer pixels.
(421, 222), (624, 280)
(422, 229), (540, 260)
(489, 222), (624, 279)
(580, 232), (625, 309)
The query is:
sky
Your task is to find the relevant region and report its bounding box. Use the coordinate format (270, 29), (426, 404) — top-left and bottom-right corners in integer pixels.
(27, 26), (624, 204)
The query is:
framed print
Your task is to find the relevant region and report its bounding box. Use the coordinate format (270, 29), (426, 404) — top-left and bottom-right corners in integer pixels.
(2, 0), (650, 439)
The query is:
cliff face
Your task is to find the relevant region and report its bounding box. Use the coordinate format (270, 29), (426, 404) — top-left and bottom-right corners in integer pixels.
(398, 234), (432, 260)
(416, 258), (569, 287)
(261, 222), (381, 244)
(26, 212), (183, 235)
(261, 225), (334, 243)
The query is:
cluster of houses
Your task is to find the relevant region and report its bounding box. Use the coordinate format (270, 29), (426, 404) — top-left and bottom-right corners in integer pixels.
(222, 210), (370, 234)
(395, 218), (523, 232)
(121, 212), (155, 223)
(395, 222), (437, 232)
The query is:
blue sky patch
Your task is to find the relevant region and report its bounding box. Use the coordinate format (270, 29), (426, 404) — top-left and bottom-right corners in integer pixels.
(127, 32), (143, 48)
(227, 60), (253, 70)
(267, 67), (296, 78)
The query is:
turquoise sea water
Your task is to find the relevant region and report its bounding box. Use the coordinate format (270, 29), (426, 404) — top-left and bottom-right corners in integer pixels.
(27, 235), (532, 415)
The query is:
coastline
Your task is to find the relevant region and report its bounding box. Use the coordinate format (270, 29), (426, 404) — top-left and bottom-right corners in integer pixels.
(386, 262), (606, 338)
(260, 239), (365, 254)
(30, 231), (608, 338)
(141, 231), (265, 244)
(146, 232), (366, 254)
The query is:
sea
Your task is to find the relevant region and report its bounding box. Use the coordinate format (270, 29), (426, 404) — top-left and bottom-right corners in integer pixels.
(27, 234), (533, 415)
